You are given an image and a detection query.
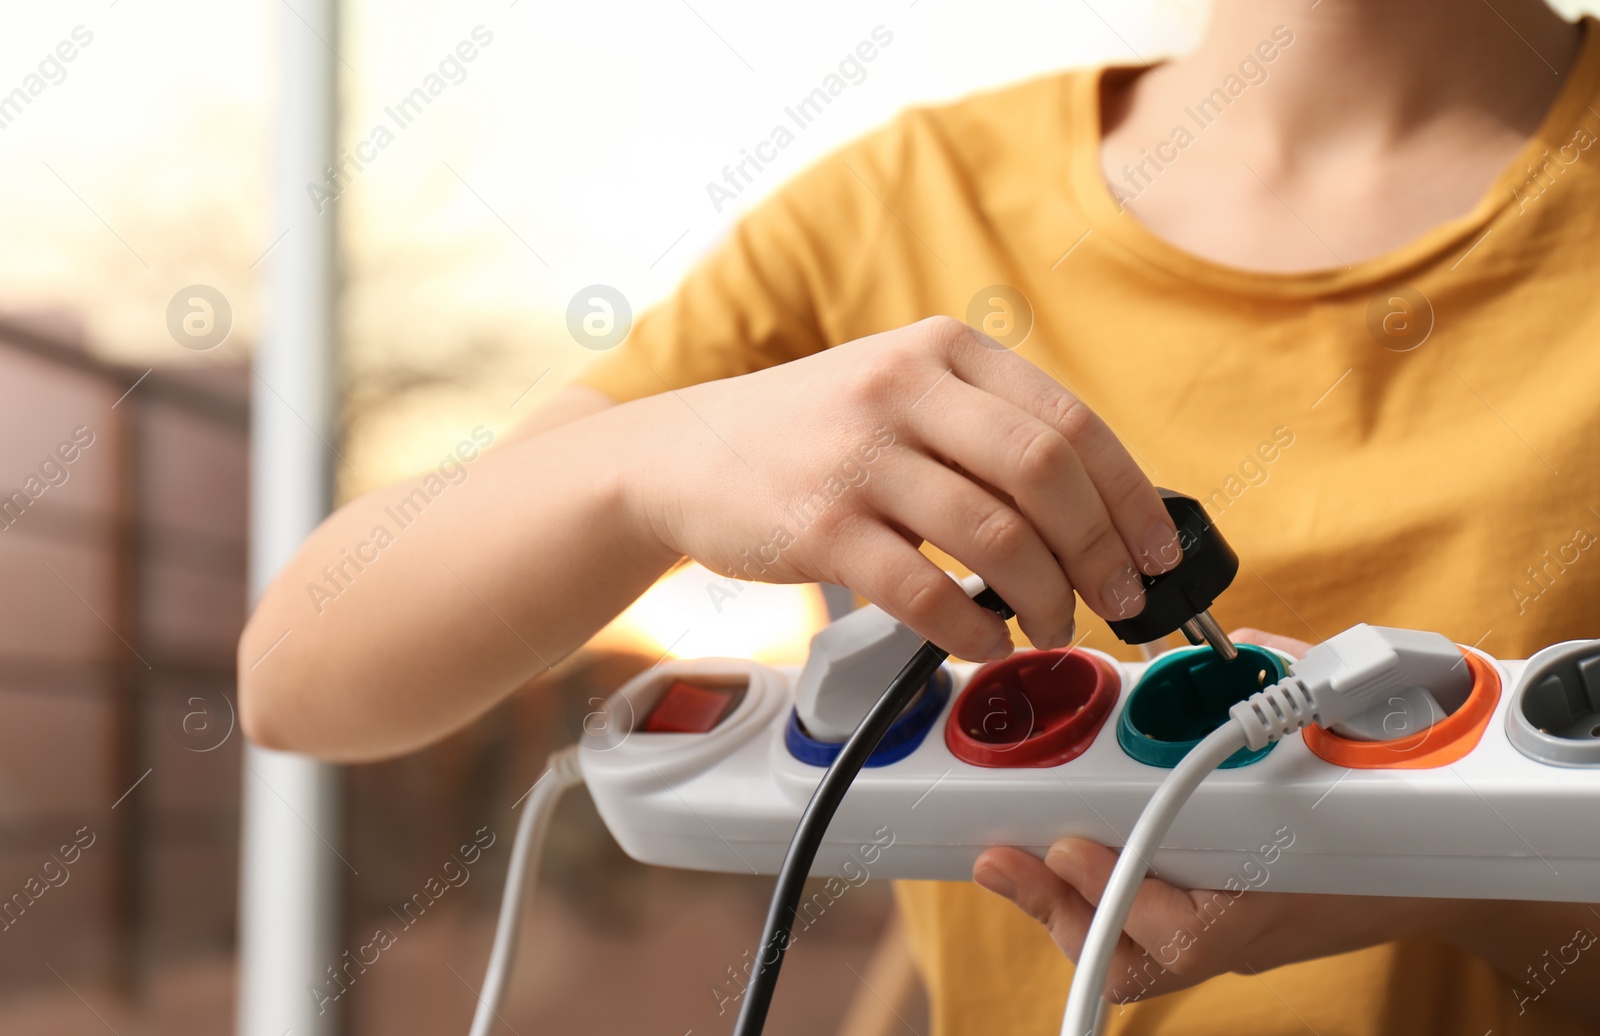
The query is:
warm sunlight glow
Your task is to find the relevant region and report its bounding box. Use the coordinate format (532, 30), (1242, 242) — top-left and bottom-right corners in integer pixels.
(590, 562), (831, 666)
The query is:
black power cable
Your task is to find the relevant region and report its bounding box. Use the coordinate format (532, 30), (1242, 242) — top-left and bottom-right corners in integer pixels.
(731, 587), (1014, 1036)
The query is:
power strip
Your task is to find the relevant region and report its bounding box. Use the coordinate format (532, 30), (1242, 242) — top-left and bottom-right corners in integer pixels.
(578, 635), (1600, 901)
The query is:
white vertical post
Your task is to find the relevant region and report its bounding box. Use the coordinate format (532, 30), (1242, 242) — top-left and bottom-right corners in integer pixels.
(238, 0), (344, 1033)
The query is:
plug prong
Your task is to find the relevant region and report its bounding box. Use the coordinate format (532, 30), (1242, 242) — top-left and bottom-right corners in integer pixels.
(1188, 609), (1237, 662)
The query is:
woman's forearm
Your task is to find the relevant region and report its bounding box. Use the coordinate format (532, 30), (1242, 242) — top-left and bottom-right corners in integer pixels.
(238, 401), (680, 762)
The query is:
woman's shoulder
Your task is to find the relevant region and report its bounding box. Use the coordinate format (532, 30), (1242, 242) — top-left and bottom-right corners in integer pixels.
(861, 67), (1090, 173)
(772, 66), (1091, 221)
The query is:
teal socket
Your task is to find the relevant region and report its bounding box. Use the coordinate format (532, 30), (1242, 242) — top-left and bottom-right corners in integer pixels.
(1117, 644), (1289, 769)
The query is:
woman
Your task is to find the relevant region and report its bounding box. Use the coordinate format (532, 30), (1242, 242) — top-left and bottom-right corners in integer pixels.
(241, 0), (1600, 1030)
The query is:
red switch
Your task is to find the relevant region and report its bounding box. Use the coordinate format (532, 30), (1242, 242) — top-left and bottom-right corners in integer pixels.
(642, 680), (742, 734)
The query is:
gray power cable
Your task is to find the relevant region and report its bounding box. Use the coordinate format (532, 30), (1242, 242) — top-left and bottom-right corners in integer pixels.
(469, 746), (583, 1036)
(1058, 723), (1246, 1036)
(1060, 624), (1465, 1035)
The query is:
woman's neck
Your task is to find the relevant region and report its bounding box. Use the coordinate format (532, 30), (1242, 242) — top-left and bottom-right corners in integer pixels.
(1099, 0), (1585, 271)
(1183, 0), (1579, 149)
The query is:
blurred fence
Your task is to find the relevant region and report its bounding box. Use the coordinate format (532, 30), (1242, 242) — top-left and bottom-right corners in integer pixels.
(0, 314), (246, 1031)
(0, 315), (914, 1034)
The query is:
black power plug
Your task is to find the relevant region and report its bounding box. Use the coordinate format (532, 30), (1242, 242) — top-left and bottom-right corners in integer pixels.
(1107, 490), (1240, 660)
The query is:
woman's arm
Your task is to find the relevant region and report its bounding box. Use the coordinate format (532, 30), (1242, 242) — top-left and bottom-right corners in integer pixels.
(239, 318), (1186, 762)
(237, 385), (677, 760)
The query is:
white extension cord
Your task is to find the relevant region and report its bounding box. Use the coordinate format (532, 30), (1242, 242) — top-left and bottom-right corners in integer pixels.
(1059, 624), (1465, 1036)
(469, 746), (583, 1036)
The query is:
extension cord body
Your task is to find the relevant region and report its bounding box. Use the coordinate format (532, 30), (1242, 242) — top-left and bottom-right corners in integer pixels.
(579, 642), (1600, 901)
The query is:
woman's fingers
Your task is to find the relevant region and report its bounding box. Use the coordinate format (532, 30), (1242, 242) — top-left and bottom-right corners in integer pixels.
(977, 838), (1233, 1003)
(900, 376), (1144, 624)
(869, 454), (1077, 649)
(1044, 838), (1206, 958)
(923, 318), (1182, 577)
(974, 847), (1099, 956)
(975, 846), (1165, 1002)
(832, 518), (1013, 660)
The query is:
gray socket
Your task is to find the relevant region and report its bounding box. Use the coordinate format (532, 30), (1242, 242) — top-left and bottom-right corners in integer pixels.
(1506, 639), (1600, 767)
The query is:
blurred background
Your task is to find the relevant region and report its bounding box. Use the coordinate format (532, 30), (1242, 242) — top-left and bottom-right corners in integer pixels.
(7, 0), (1584, 1033)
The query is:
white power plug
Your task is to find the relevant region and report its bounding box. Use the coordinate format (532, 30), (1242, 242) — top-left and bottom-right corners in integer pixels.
(794, 575), (993, 742)
(1230, 623), (1474, 751)
(793, 604), (926, 741)
(1323, 627), (1473, 741)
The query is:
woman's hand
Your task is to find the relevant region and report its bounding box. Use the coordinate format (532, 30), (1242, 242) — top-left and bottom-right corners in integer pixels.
(625, 316), (1183, 661)
(238, 315), (1177, 759)
(973, 833), (1458, 1004)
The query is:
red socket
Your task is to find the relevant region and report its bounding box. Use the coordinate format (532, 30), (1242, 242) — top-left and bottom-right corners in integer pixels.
(946, 650), (1119, 768)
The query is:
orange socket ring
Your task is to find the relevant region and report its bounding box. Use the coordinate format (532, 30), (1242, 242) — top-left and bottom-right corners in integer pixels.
(946, 650), (1119, 768)
(1303, 650), (1500, 769)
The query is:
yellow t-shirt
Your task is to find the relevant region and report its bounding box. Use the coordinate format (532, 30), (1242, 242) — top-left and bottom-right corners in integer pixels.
(576, 25), (1600, 1036)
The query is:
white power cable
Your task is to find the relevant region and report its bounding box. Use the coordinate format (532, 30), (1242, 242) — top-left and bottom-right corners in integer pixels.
(1059, 624), (1466, 1036)
(469, 746), (584, 1036)
(1058, 722), (1245, 1036)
